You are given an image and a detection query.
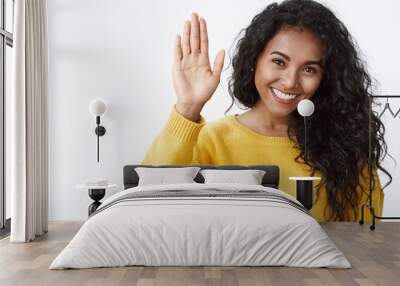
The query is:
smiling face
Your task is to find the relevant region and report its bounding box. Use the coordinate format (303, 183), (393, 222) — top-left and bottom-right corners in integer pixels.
(254, 26), (324, 119)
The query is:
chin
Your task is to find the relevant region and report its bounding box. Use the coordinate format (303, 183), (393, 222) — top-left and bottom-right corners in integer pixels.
(260, 98), (296, 118)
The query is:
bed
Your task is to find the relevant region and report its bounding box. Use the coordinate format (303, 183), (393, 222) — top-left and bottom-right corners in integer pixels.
(49, 164), (351, 269)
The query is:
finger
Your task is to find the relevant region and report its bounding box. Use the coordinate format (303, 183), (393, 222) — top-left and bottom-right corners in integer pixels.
(190, 12), (200, 53)
(199, 16), (209, 55)
(213, 50), (225, 78)
(174, 34), (183, 68)
(182, 20), (191, 55)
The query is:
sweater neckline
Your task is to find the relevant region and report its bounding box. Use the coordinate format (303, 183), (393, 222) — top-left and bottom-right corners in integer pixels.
(228, 114), (293, 144)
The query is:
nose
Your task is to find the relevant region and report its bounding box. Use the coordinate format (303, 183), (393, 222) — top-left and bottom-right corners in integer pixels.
(281, 68), (300, 90)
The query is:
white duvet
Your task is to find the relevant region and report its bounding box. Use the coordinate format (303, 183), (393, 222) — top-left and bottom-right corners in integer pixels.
(50, 183), (351, 269)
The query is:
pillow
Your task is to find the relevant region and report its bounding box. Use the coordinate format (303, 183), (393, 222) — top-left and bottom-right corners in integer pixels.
(135, 167), (201, 186)
(200, 169), (266, 185)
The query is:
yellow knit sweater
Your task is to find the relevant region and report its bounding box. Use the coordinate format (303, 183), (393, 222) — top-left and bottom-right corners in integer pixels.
(143, 106), (383, 222)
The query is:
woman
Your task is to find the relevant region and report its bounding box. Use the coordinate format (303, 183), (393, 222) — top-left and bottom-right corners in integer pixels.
(143, 0), (392, 222)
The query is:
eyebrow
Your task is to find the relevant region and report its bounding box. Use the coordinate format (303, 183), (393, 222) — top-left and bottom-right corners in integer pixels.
(270, 51), (323, 66)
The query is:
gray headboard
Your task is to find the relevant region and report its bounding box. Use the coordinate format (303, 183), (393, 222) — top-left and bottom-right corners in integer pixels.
(123, 165), (280, 189)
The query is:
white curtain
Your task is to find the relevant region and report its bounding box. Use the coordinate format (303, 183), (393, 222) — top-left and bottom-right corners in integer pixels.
(10, 0), (48, 242)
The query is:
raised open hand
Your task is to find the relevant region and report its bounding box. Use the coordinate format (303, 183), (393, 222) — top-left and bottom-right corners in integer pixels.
(173, 12), (225, 121)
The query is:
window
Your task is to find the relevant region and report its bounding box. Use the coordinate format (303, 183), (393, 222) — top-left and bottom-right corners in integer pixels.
(0, 0), (14, 235)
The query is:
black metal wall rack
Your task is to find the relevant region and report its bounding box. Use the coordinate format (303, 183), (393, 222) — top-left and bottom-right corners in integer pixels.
(359, 95), (400, 230)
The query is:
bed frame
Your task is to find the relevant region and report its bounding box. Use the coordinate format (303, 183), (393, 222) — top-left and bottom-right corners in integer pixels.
(123, 165), (280, 190)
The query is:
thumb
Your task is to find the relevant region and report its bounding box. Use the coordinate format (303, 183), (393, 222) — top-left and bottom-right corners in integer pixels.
(212, 50), (225, 78)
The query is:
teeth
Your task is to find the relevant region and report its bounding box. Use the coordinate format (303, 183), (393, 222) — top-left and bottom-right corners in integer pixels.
(272, 88), (297, 100)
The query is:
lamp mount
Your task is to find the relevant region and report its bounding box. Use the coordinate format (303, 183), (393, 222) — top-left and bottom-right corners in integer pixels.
(94, 115), (106, 136)
(95, 126), (106, 136)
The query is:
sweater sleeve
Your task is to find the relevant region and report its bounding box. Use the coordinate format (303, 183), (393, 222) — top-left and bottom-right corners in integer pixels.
(355, 165), (384, 223)
(141, 105), (212, 165)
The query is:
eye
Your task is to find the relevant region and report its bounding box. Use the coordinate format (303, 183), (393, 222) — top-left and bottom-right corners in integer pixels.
(272, 58), (285, 66)
(304, 66), (317, 73)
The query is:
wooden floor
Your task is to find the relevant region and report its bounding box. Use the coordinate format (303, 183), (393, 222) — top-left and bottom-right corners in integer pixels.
(0, 222), (399, 286)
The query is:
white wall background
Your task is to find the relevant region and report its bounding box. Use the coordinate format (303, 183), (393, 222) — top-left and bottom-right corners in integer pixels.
(47, 0), (400, 221)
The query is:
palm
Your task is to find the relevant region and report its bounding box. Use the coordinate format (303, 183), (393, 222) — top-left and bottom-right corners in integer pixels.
(172, 13), (225, 107)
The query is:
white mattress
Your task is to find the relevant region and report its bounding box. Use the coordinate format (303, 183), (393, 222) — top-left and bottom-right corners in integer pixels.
(50, 183), (351, 269)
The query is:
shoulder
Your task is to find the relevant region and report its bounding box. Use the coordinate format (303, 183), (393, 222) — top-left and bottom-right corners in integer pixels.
(200, 115), (236, 136)
(193, 115), (236, 151)
(195, 115), (237, 146)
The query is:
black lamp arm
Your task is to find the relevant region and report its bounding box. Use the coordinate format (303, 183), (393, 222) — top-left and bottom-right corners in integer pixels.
(94, 116), (106, 162)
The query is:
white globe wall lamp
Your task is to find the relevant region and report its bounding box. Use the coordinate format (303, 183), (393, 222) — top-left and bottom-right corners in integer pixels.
(89, 98), (107, 162)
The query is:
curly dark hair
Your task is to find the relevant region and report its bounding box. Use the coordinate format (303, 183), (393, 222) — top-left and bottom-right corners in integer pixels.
(226, 0), (392, 221)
